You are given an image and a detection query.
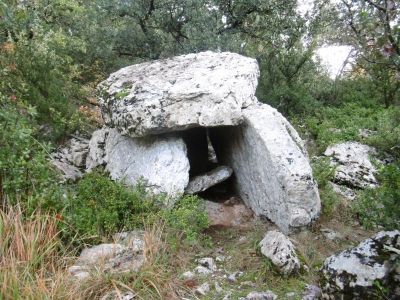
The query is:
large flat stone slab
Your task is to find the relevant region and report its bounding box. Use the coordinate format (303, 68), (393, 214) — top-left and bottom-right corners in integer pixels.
(98, 51), (259, 137)
(210, 104), (321, 233)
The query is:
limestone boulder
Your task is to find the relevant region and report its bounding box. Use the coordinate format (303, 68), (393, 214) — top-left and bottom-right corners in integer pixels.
(210, 103), (321, 233)
(104, 129), (189, 197)
(98, 51), (259, 137)
(324, 142), (378, 189)
(259, 230), (301, 275)
(321, 230), (400, 299)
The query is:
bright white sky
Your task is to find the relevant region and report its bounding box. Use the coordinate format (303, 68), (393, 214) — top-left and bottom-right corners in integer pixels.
(298, 0), (354, 78)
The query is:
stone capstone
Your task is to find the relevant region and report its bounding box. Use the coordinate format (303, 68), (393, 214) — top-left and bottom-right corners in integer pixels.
(321, 230), (400, 299)
(324, 142), (378, 189)
(259, 230), (301, 275)
(98, 51), (259, 137)
(210, 103), (321, 233)
(185, 166), (233, 194)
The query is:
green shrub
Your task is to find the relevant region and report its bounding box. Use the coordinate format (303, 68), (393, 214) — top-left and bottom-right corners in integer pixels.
(353, 162), (400, 230)
(0, 95), (63, 212)
(162, 195), (209, 245)
(65, 172), (159, 242)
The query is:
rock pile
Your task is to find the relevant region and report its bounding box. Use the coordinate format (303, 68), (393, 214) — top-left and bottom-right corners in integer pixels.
(51, 51), (321, 233)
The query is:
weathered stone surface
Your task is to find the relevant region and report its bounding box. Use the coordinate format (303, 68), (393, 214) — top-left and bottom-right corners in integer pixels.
(243, 291), (277, 300)
(204, 200), (254, 228)
(302, 284), (321, 300)
(68, 235), (145, 280)
(328, 181), (356, 201)
(51, 137), (89, 181)
(321, 230), (400, 299)
(98, 51), (259, 137)
(210, 103), (321, 233)
(324, 142), (378, 189)
(185, 166), (233, 194)
(104, 129), (190, 197)
(86, 128), (109, 171)
(259, 230), (301, 275)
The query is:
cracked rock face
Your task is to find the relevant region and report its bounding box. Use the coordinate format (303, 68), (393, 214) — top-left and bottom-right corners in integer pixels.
(259, 230), (301, 275)
(324, 142), (378, 189)
(210, 104), (321, 233)
(321, 230), (400, 299)
(98, 51), (259, 137)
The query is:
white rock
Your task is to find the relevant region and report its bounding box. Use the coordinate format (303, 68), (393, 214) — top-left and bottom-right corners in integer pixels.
(194, 265), (213, 275)
(98, 51), (259, 137)
(210, 103), (321, 233)
(185, 166), (233, 194)
(321, 230), (400, 298)
(104, 128), (190, 197)
(196, 257), (217, 272)
(245, 291), (277, 300)
(182, 271), (195, 279)
(328, 181), (356, 201)
(324, 142), (378, 189)
(86, 128), (109, 170)
(195, 282), (210, 296)
(259, 230), (301, 275)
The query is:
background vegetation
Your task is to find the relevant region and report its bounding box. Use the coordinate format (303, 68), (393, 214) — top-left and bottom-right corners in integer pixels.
(0, 0), (399, 298)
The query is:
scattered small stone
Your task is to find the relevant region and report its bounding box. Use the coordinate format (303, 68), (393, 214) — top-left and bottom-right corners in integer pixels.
(259, 230), (301, 275)
(100, 291), (136, 300)
(320, 228), (343, 241)
(245, 291), (277, 300)
(182, 271), (195, 280)
(195, 282), (210, 296)
(227, 271), (244, 282)
(215, 282), (223, 293)
(197, 257), (217, 272)
(194, 265), (213, 275)
(216, 255), (226, 262)
(302, 284), (321, 300)
(286, 291), (296, 299)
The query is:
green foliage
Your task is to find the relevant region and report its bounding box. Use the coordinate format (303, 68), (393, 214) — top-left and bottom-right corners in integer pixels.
(162, 195), (209, 244)
(353, 163), (400, 230)
(0, 94), (62, 212)
(296, 103), (400, 156)
(65, 172), (159, 241)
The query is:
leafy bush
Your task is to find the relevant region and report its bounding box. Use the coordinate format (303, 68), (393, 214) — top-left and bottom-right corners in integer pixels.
(65, 172), (209, 245)
(65, 172), (159, 241)
(162, 195), (209, 244)
(0, 95), (62, 212)
(353, 163), (400, 230)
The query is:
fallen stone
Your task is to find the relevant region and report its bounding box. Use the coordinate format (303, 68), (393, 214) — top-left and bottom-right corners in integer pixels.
(244, 291), (277, 300)
(98, 51), (259, 137)
(210, 103), (321, 233)
(195, 282), (210, 296)
(302, 284), (321, 300)
(104, 128), (190, 197)
(185, 166), (233, 194)
(321, 230), (400, 299)
(204, 200), (254, 228)
(259, 230), (301, 275)
(324, 142), (378, 189)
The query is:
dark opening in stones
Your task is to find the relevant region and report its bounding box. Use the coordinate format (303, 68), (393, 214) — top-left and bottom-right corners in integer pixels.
(179, 126), (242, 203)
